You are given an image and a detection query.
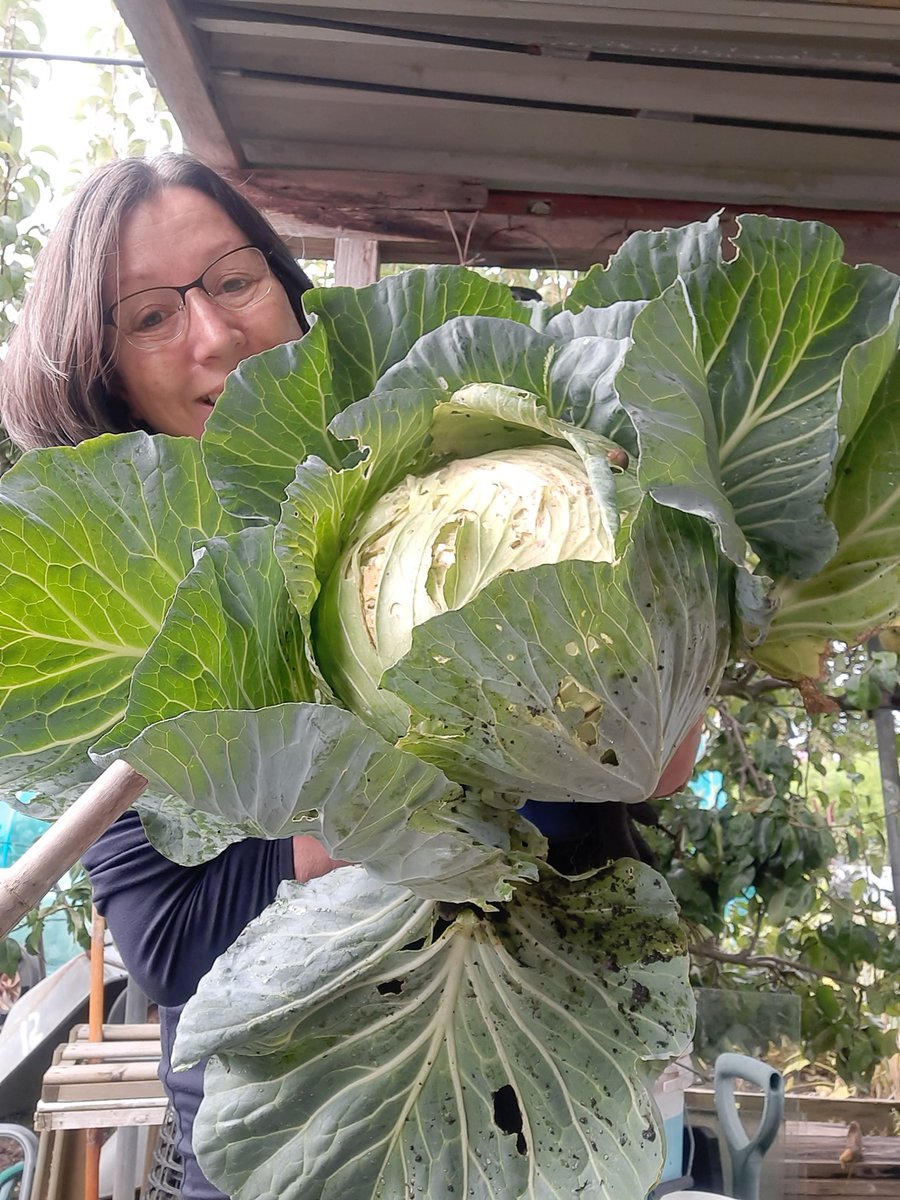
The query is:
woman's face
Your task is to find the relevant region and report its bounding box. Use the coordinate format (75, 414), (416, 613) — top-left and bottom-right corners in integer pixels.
(103, 185), (304, 439)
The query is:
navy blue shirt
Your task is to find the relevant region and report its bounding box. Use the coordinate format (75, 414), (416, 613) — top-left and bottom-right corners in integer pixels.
(83, 810), (293, 1199)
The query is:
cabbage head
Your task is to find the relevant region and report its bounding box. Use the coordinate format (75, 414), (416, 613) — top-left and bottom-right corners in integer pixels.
(317, 444), (619, 738)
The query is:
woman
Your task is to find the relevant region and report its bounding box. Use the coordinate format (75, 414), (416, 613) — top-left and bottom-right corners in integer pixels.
(1, 152), (703, 1198)
(1, 152), (344, 1200)
(2, 153), (316, 448)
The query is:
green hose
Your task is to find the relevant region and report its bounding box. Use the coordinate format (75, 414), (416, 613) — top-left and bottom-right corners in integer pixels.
(0, 1161), (23, 1200)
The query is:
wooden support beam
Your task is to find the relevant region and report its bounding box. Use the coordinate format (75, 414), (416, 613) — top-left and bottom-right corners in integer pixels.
(234, 170), (900, 272)
(223, 168), (487, 213)
(266, 210), (900, 274)
(115, 0), (242, 168)
(334, 238), (380, 286)
(34, 1098), (167, 1131)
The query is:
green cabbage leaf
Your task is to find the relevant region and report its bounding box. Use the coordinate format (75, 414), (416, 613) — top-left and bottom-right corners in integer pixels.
(0, 434), (241, 814)
(175, 860), (692, 1200)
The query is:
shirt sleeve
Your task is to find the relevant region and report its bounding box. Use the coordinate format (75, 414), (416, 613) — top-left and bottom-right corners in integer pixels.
(83, 809), (294, 1007)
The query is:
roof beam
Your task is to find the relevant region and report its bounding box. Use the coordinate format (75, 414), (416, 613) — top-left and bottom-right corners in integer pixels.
(244, 180), (900, 271)
(114, 0), (242, 168)
(223, 168), (487, 213)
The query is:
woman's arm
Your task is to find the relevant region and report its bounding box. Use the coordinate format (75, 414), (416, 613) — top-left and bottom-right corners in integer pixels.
(291, 834), (347, 882)
(84, 810), (294, 1007)
(651, 715), (705, 798)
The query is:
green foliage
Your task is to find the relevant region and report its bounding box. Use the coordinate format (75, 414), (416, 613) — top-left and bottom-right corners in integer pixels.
(1, 215), (899, 1191)
(177, 863), (690, 1200)
(0, 0), (52, 345)
(0, 0), (54, 472)
(0, 863), (92, 980)
(842, 649), (900, 714)
(380, 260), (586, 308)
(648, 665), (898, 1091)
(74, 16), (176, 166)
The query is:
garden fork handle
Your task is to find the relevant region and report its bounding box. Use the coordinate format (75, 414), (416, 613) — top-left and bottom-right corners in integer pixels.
(0, 760), (147, 938)
(714, 1052), (784, 1200)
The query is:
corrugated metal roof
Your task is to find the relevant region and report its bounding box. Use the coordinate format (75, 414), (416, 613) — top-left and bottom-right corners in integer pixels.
(114, 1), (900, 267)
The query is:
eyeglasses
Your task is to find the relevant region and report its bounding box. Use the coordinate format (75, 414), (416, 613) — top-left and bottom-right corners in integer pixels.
(104, 245), (273, 349)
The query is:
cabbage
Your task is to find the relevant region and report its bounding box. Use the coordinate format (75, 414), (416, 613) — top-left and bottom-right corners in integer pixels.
(1, 215), (898, 1199)
(317, 444), (618, 738)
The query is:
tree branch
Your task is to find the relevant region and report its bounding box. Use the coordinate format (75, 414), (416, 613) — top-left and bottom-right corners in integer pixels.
(712, 703), (774, 800)
(717, 675), (791, 700)
(689, 942), (858, 988)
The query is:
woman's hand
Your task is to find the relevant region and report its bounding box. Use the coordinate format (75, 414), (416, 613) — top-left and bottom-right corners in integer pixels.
(292, 834), (349, 883)
(651, 715), (705, 798)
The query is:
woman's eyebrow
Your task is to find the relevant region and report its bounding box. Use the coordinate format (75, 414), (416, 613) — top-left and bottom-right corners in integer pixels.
(117, 243), (245, 292)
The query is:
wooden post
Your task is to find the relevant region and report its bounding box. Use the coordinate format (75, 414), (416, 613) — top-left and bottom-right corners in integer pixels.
(0, 760), (148, 939)
(84, 909), (107, 1200)
(334, 237), (380, 287)
(874, 701), (900, 919)
(89, 911), (106, 1043)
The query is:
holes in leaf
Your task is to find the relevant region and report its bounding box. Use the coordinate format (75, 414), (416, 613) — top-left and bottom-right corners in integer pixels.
(377, 979), (404, 995)
(493, 1084), (528, 1155)
(600, 748), (619, 766)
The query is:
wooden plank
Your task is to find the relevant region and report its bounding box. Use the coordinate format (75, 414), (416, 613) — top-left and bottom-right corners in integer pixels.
(187, 1), (900, 40)
(260, 204), (454, 242)
(59, 1041), (161, 1061)
(334, 238), (380, 285)
(42, 1082), (166, 1104)
(34, 1097), (167, 1132)
(234, 98), (900, 212)
(788, 1134), (900, 1177)
(687, 1088), (900, 1135)
(225, 167), (487, 212)
(203, 29), (900, 136)
(114, 0), (242, 167)
(789, 1183), (900, 1197)
(486, 190), (900, 228)
(226, 75), (900, 168)
(42, 1083), (166, 1105)
(44, 1062), (162, 1087)
(71, 1023), (160, 1042)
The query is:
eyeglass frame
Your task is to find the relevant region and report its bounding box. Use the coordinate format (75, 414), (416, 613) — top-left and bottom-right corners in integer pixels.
(102, 244), (272, 348)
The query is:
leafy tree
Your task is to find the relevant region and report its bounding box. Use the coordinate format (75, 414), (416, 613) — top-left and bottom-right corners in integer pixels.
(73, 13), (176, 168)
(648, 653), (900, 1091)
(0, 0), (52, 341)
(0, 0), (55, 471)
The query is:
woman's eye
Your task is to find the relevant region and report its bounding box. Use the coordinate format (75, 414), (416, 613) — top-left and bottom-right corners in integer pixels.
(218, 274), (252, 295)
(134, 308), (170, 331)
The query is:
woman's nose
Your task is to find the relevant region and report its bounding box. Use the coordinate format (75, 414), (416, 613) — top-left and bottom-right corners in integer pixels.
(184, 289), (243, 355)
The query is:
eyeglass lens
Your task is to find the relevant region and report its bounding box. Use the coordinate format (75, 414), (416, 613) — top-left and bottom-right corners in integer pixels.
(113, 246), (271, 348)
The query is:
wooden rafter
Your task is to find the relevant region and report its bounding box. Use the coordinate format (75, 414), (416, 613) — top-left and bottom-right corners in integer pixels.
(222, 167), (900, 270)
(113, 2), (900, 272)
(115, 0), (242, 168)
